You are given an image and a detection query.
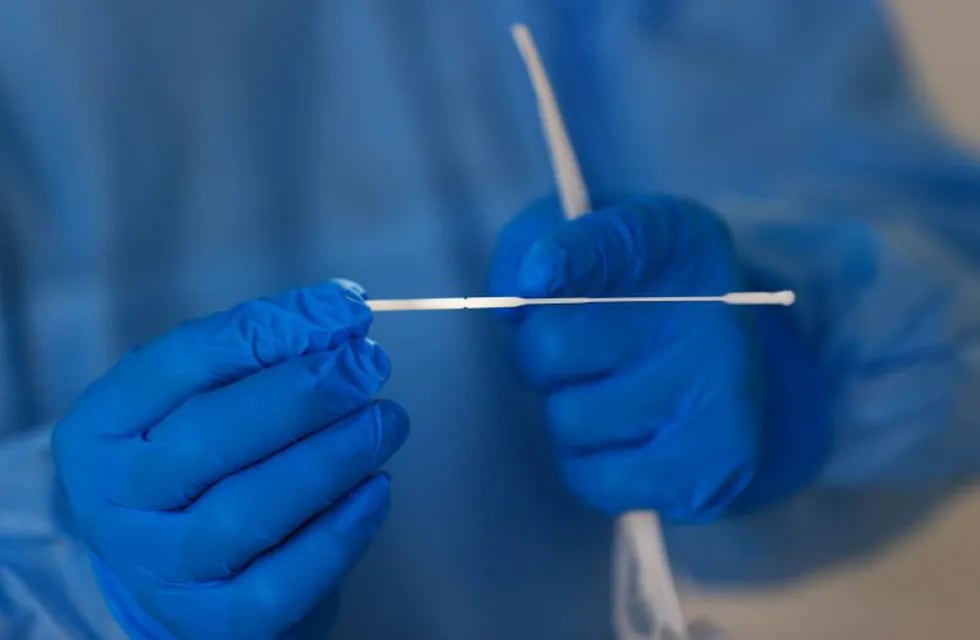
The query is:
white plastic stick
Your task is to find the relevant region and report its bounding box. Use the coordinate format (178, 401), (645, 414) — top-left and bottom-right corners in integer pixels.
(511, 23), (689, 640)
(368, 291), (795, 312)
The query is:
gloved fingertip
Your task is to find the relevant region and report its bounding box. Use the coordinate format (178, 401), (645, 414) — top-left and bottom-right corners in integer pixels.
(669, 466), (754, 523)
(332, 339), (393, 397)
(329, 280), (373, 327)
(329, 278), (368, 302)
(367, 341), (391, 383)
(333, 473), (391, 536)
(518, 240), (567, 297)
(374, 400), (410, 456)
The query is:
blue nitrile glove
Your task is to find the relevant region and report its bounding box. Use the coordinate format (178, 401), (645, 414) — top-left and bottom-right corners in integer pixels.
(489, 196), (831, 522)
(52, 280), (409, 640)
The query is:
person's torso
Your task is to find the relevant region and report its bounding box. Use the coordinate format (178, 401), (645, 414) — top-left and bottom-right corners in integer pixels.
(0, 2), (921, 637)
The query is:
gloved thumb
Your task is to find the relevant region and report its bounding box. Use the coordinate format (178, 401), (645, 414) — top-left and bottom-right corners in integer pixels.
(517, 196), (733, 297)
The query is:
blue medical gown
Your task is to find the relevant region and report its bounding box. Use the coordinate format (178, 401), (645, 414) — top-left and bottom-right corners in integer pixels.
(1, 1), (979, 638)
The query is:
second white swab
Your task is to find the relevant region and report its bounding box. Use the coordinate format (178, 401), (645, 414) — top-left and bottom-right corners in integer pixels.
(510, 22), (691, 640)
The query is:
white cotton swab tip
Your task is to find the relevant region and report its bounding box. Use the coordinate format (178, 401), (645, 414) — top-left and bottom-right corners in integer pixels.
(722, 290), (796, 306)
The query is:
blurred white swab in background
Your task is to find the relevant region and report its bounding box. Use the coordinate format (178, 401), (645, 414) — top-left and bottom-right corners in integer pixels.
(511, 23), (592, 217)
(512, 22), (700, 640)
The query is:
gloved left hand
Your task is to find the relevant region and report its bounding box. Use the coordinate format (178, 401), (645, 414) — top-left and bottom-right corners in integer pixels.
(489, 195), (830, 522)
(52, 281), (407, 639)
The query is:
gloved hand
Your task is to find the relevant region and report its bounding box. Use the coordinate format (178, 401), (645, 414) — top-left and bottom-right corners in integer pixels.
(52, 280), (408, 640)
(489, 196), (830, 522)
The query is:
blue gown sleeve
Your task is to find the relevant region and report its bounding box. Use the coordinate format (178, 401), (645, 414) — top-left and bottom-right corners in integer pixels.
(667, 142), (980, 582)
(732, 151), (980, 490)
(0, 426), (127, 639)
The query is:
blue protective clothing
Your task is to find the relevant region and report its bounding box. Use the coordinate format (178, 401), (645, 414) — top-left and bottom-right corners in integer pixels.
(0, 1), (978, 639)
(51, 281), (407, 639)
(488, 195), (831, 520)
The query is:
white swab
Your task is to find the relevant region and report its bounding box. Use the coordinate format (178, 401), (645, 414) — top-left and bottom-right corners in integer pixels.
(367, 290), (795, 312)
(511, 23), (592, 218)
(510, 23), (691, 640)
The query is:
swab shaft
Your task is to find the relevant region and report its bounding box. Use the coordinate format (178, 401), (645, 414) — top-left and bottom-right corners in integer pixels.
(367, 291), (795, 312)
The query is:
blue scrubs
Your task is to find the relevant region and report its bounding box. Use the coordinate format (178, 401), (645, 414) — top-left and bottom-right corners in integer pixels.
(0, 1), (978, 638)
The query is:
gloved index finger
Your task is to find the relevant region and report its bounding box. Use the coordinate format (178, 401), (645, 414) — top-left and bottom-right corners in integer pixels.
(76, 280), (372, 437)
(487, 196), (566, 299)
(517, 197), (731, 298)
(516, 204), (653, 298)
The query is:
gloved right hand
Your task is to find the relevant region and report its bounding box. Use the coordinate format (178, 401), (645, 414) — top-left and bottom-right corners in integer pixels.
(52, 280), (409, 640)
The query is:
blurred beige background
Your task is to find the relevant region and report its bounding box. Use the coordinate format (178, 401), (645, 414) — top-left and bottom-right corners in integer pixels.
(682, 3), (980, 638)
(891, 0), (980, 146)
